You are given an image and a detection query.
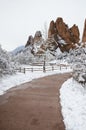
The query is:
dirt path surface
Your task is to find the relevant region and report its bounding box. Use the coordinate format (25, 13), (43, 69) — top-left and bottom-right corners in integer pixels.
(0, 73), (71, 130)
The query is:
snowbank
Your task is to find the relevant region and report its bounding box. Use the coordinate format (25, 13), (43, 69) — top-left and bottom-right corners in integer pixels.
(60, 78), (86, 130)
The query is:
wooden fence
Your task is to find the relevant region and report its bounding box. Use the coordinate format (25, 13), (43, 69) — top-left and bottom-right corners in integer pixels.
(16, 64), (70, 74)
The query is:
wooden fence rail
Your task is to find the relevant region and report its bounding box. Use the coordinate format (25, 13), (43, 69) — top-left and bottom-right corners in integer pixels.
(15, 64), (70, 74)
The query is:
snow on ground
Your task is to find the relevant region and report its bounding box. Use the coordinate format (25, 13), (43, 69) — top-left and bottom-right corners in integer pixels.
(0, 66), (72, 95)
(49, 59), (69, 65)
(60, 78), (86, 130)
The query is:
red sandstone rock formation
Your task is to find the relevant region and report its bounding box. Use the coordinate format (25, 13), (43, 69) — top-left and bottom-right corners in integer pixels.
(34, 31), (42, 43)
(48, 20), (56, 37)
(25, 35), (34, 47)
(25, 17), (80, 54)
(48, 17), (80, 52)
(25, 31), (45, 55)
(55, 17), (71, 43)
(82, 19), (86, 43)
(25, 31), (43, 47)
(69, 24), (80, 43)
(48, 17), (80, 44)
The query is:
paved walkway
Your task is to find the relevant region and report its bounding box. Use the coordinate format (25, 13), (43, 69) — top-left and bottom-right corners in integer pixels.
(0, 73), (71, 130)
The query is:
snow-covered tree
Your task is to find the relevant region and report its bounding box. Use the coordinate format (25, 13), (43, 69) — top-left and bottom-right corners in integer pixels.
(0, 45), (16, 77)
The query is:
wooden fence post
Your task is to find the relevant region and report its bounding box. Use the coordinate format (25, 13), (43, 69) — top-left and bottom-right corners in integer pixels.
(43, 56), (46, 72)
(60, 65), (61, 70)
(19, 67), (21, 72)
(31, 67), (33, 72)
(52, 66), (54, 71)
(24, 68), (25, 73)
(43, 65), (46, 72)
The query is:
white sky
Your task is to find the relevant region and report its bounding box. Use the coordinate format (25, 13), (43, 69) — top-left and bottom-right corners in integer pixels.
(0, 0), (86, 51)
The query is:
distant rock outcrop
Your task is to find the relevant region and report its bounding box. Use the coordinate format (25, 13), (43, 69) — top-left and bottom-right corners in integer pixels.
(82, 19), (86, 43)
(11, 45), (25, 55)
(25, 31), (44, 54)
(25, 31), (43, 48)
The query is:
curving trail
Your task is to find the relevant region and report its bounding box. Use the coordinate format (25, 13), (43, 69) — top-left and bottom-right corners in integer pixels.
(0, 73), (71, 130)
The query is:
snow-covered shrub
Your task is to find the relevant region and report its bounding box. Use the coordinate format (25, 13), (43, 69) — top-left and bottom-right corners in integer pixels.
(0, 45), (16, 77)
(66, 47), (86, 64)
(55, 45), (86, 86)
(69, 47), (86, 86)
(72, 63), (86, 83)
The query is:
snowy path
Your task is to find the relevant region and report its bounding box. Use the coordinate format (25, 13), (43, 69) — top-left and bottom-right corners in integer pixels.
(0, 66), (72, 95)
(0, 73), (71, 130)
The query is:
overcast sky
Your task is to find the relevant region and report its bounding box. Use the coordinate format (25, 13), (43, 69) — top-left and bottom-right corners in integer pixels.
(0, 0), (86, 51)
